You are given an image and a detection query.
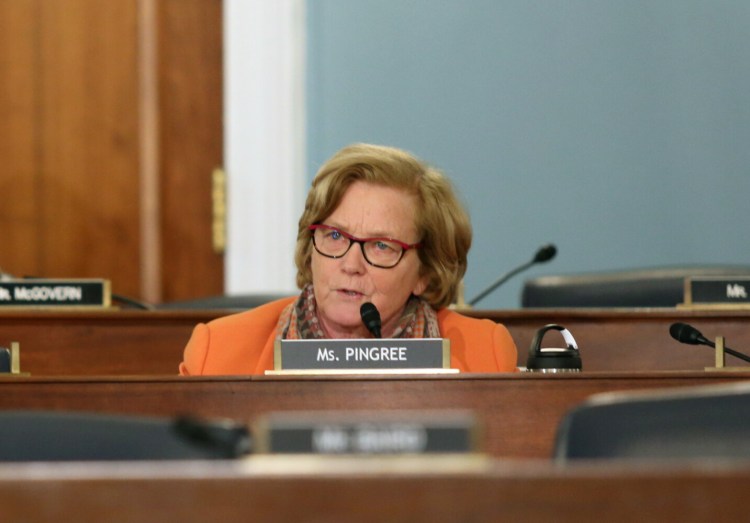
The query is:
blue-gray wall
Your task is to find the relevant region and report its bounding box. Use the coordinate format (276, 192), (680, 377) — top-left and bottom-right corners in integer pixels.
(306, 1), (750, 309)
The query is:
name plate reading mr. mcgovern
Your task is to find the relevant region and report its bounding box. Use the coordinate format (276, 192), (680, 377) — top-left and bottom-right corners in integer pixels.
(272, 338), (451, 373)
(0, 279), (111, 308)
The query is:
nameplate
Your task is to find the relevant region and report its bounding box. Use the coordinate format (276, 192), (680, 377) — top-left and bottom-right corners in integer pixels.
(683, 276), (750, 307)
(0, 279), (111, 308)
(253, 410), (478, 455)
(274, 338), (449, 371)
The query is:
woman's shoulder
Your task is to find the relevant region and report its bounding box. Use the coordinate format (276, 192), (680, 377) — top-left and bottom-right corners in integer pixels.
(436, 307), (516, 350)
(180, 296), (296, 376)
(208, 296), (296, 331)
(436, 307), (518, 372)
(436, 307), (498, 330)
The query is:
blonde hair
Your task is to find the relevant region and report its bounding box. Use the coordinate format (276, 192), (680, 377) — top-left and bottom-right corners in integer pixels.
(294, 143), (472, 309)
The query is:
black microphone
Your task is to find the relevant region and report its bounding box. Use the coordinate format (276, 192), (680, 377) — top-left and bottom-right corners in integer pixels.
(669, 322), (712, 346)
(360, 302), (382, 338)
(669, 322), (750, 363)
(468, 244), (557, 307)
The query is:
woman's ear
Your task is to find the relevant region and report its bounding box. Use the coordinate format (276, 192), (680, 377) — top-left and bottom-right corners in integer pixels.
(412, 274), (429, 297)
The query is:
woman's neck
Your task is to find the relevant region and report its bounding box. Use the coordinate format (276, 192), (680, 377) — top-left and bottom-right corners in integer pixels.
(319, 312), (404, 340)
(321, 323), (372, 339)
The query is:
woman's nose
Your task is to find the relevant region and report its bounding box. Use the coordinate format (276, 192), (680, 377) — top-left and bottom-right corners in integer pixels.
(340, 241), (368, 273)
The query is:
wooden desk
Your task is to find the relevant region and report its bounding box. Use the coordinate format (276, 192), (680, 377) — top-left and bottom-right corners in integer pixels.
(465, 308), (750, 371)
(1, 459), (749, 522)
(0, 309), (222, 375)
(2, 372), (747, 458)
(1, 308), (749, 375)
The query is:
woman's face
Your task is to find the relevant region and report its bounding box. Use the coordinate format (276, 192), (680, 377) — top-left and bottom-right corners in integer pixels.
(311, 180), (428, 338)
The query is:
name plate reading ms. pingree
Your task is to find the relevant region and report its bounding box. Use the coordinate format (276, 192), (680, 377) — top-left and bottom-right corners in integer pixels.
(683, 276), (750, 308)
(0, 279), (111, 308)
(271, 338), (452, 374)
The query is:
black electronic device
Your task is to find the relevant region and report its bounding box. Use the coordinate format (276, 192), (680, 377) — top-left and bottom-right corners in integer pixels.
(526, 324), (582, 372)
(0, 348), (10, 373)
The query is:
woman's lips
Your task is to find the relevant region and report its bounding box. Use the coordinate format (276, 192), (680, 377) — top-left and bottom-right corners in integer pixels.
(337, 288), (364, 298)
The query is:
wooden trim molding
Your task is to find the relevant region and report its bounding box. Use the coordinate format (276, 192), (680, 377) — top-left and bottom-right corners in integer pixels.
(138, 0), (162, 303)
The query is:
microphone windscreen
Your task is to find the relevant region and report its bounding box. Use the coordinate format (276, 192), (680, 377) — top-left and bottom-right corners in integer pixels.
(533, 244), (557, 263)
(360, 302), (382, 338)
(669, 322), (704, 345)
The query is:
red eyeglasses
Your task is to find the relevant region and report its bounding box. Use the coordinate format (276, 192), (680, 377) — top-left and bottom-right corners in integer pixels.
(308, 224), (422, 269)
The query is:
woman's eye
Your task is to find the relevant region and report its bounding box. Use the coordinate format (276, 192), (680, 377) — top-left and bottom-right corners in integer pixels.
(375, 241), (394, 252)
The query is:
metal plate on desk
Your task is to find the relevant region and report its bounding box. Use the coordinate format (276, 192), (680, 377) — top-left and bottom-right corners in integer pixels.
(274, 338), (450, 371)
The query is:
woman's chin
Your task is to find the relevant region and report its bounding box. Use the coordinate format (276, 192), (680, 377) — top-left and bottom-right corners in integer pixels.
(320, 309), (368, 337)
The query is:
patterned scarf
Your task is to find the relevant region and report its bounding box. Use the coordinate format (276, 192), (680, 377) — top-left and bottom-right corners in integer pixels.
(276, 284), (440, 339)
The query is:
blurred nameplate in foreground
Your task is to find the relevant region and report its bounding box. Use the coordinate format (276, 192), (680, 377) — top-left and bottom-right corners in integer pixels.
(0, 279), (111, 308)
(253, 410), (479, 455)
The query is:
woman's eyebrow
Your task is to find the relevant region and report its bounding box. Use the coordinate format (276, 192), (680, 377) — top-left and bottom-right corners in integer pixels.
(325, 222), (396, 239)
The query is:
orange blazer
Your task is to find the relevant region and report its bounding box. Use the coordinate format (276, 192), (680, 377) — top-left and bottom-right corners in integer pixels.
(179, 297), (518, 375)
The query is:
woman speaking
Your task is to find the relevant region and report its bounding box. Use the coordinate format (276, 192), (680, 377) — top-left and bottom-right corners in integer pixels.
(180, 143), (517, 375)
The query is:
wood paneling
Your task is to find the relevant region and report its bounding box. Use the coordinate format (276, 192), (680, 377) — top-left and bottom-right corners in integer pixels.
(0, 0), (223, 304)
(2, 308), (749, 376)
(1, 460), (750, 522)
(0, 1), (39, 274)
(157, 0), (224, 302)
(0, 372), (746, 459)
(0, 309), (221, 375)
(465, 307), (750, 371)
(37, 0), (141, 293)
